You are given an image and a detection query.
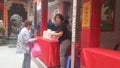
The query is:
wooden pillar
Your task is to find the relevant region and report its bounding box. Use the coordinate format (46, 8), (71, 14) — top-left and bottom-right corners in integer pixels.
(60, 1), (64, 15)
(3, 5), (8, 38)
(75, 0), (82, 68)
(40, 0), (48, 36)
(34, 2), (37, 28)
(59, 1), (68, 16)
(80, 0), (102, 67)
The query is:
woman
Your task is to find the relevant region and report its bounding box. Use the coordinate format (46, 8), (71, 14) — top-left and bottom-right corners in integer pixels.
(16, 20), (37, 68)
(52, 14), (71, 68)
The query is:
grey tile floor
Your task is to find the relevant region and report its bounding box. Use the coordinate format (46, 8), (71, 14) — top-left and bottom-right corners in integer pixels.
(0, 46), (38, 68)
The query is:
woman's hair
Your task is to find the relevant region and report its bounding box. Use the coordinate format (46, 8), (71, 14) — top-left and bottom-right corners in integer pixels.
(24, 20), (32, 27)
(54, 14), (64, 21)
(64, 19), (69, 25)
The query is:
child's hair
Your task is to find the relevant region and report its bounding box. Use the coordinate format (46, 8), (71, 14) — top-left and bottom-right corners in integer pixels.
(24, 20), (32, 27)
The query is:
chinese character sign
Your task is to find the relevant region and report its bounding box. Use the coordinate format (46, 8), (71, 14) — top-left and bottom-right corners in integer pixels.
(82, 1), (91, 27)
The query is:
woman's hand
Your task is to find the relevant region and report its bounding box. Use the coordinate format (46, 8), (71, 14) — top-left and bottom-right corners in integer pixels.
(29, 38), (38, 42)
(51, 31), (63, 37)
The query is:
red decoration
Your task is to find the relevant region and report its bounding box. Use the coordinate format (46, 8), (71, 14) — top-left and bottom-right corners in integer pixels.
(0, 2), (3, 8)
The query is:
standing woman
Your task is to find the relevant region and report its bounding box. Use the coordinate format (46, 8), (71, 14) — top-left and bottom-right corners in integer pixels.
(52, 14), (71, 68)
(16, 20), (37, 68)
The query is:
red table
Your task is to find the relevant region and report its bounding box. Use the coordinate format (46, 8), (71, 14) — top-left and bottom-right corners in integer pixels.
(82, 48), (120, 68)
(37, 37), (60, 67)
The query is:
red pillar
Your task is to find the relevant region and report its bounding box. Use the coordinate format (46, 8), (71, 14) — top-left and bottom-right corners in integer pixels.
(81, 0), (101, 48)
(40, 0), (48, 36)
(80, 0), (102, 67)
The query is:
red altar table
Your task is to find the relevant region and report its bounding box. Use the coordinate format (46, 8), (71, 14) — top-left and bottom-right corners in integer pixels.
(82, 48), (120, 68)
(37, 37), (60, 67)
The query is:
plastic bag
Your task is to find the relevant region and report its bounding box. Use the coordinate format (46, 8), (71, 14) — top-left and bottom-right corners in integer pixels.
(31, 42), (41, 58)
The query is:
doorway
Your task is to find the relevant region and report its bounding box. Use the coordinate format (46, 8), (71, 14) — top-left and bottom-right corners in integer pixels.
(8, 3), (27, 39)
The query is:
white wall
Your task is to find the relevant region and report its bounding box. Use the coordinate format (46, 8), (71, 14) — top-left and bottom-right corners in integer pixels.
(100, 0), (120, 49)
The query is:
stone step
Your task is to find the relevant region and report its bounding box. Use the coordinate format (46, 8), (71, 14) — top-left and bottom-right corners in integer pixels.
(7, 44), (16, 48)
(8, 40), (17, 44)
(31, 58), (47, 68)
(7, 39), (17, 47)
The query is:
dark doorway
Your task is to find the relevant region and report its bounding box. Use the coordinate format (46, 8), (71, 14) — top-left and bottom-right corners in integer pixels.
(8, 3), (27, 38)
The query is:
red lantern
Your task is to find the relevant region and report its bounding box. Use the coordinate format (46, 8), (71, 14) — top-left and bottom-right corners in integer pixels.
(0, 2), (3, 8)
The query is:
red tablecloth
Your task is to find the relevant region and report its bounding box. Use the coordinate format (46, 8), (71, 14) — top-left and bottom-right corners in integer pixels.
(37, 37), (60, 67)
(82, 48), (120, 68)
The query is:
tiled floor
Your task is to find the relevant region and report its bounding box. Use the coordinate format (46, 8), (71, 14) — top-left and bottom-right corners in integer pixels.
(0, 46), (38, 68)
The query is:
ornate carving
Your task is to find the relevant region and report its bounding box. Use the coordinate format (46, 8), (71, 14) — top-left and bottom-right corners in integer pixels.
(6, 0), (29, 11)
